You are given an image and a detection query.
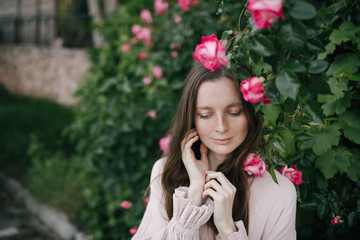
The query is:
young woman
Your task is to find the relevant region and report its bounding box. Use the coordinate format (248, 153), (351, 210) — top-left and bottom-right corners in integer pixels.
(132, 64), (297, 240)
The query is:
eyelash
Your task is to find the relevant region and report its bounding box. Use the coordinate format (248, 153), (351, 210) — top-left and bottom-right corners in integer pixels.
(199, 112), (241, 119)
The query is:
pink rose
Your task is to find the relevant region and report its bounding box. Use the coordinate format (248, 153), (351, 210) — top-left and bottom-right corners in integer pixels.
(136, 27), (152, 47)
(146, 110), (157, 120)
(280, 165), (303, 185)
(240, 77), (264, 103)
(172, 43), (181, 50)
(131, 24), (141, 34)
(159, 134), (171, 155)
(331, 216), (340, 225)
(139, 52), (148, 60)
(262, 93), (271, 105)
(120, 200), (131, 209)
(142, 77), (151, 85)
(129, 226), (138, 236)
(243, 153), (266, 177)
(247, 0), (284, 29)
(145, 196), (150, 207)
(121, 44), (130, 53)
(174, 15), (182, 23)
(154, 0), (169, 15)
(140, 9), (153, 24)
(171, 51), (178, 58)
(179, 0), (198, 11)
(152, 66), (163, 79)
(193, 34), (227, 72)
(130, 37), (138, 45)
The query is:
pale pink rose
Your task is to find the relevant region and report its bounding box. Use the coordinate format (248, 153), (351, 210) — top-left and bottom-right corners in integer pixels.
(243, 152), (266, 177)
(247, 0), (284, 29)
(240, 77), (264, 103)
(129, 226), (138, 236)
(171, 51), (178, 58)
(154, 0), (169, 15)
(280, 165), (303, 185)
(136, 27), (152, 47)
(145, 196), (150, 207)
(193, 34), (227, 72)
(139, 52), (148, 60)
(174, 15), (182, 23)
(121, 44), (130, 53)
(120, 200), (131, 209)
(331, 216), (340, 225)
(262, 93), (271, 105)
(159, 134), (171, 155)
(142, 77), (151, 85)
(130, 37), (138, 44)
(152, 66), (163, 79)
(140, 9), (153, 24)
(146, 110), (157, 120)
(131, 24), (141, 34)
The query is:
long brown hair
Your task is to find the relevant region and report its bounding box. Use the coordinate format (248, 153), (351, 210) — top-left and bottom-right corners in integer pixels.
(161, 63), (263, 234)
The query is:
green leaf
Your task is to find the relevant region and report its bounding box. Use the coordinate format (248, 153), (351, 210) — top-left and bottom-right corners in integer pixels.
(254, 61), (272, 76)
(266, 86), (282, 104)
(221, 30), (233, 40)
(318, 77), (348, 103)
(275, 71), (300, 100)
(334, 147), (352, 174)
(316, 150), (338, 179)
(303, 100), (324, 123)
(263, 103), (282, 126)
(308, 76), (331, 95)
(318, 42), (336, 60)
(301, 124), (341, 156)
(348, 212), (357, 227)
(327, 53), (360, 77)
(279, 21), (307, 53)
(308, 60), (329, 74)
(317, 203), (327, 219)
(329, 21), (360, 45)
(289, 1), (317, 20)
(340, 112), (360, 144)
(322, 92), (351, 116)
(249, 36), (277, 57)
(346, 149), (360, 182)
(284, 59), (306, 73)
(269, 165), (279, 184)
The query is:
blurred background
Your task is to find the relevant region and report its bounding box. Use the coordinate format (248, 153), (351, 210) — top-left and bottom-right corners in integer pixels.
(0, 0), (359, 240)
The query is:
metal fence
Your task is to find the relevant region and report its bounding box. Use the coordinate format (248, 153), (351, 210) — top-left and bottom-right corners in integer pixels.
(0, 14), (92, 48)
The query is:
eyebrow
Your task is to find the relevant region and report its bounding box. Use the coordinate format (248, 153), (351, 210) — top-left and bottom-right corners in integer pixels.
(196, 102), (243, 110)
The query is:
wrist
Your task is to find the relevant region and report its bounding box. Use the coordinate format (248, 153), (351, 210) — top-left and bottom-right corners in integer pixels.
(216, 219), (237, 239)
(187, 184), (203, 206)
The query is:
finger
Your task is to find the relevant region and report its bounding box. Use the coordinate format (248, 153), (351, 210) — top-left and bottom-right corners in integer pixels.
(206, 172), (236, 193)
(204, 179), (226, 194)
(181, 130), (198, 149)
(202, 188), (217, 199)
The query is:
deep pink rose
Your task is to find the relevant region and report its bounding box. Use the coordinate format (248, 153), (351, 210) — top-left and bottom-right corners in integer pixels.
(139, 52), (148, 60)
(154, 0), (169, 15)
(331, 216), (340, 225)
(146, 110), (157, 120)
(129, 226), (138, 236)
(262, 93), (271, 105)
(152, 66), (163, 79)
(159, 134), (171, 155)
(142, 77), (151, 85)
(174, 15), (182, 23)
(240, 77), (264, 103)
(120, 200), (131, 209)
(191, 0), (199, 6)
(247, 0), (284, 29)
(145, 196), (150, 207)
(171, 51), (178, 58)
(136, 27), (152, 46)
(131, 24), (141, 35)
(179, 0), (198, 11)
(280, 165), (303, 185)
(121, 44), (130, 53)
(140, 9), (153, 24)
(193, 34), (227, 72)
(243, 153), (266, 177)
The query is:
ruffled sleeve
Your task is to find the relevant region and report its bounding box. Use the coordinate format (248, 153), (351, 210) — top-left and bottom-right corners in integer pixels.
(215, 220), (248, 240)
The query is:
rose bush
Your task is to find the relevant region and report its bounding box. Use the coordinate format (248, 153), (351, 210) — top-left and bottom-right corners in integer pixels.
(67, 0), (360, 239)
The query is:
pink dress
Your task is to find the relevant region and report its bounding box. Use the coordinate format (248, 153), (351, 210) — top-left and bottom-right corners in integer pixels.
(132, 158), (297, 240)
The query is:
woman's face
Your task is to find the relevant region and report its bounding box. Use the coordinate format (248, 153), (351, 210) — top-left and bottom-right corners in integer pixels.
(194, 77), (248, 159)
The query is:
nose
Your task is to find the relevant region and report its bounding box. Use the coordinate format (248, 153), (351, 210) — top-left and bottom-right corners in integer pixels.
(215, 114), (229, 134)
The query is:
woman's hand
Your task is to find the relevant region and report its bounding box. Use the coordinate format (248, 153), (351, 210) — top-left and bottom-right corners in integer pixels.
(202, 171), (237, 239)
(181, 129), (209, 205)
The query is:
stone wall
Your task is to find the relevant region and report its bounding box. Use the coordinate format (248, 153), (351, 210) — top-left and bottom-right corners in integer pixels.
(0, 44), (91, 106)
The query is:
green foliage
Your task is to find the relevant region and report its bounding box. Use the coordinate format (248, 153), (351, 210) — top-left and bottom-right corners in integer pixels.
(68, 0), (360, 238)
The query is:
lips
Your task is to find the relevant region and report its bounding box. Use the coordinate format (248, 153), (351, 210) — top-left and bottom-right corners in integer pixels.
(213, 138), (232, 145)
